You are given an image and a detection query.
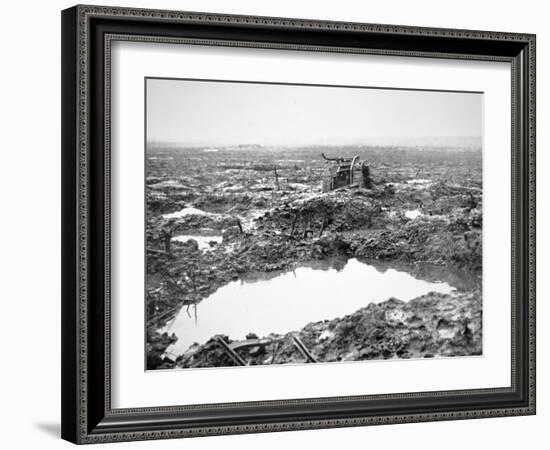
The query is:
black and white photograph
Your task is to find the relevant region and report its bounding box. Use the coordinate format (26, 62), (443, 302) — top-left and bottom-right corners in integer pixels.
(145, 78), (483, 370)
(53, 3), (538, 445)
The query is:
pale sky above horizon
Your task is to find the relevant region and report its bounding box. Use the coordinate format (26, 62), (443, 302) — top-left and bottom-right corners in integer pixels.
(146, 78), (483, 147)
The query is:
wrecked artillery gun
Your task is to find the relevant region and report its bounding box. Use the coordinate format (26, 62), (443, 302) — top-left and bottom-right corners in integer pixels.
(321, 153), (372, 192)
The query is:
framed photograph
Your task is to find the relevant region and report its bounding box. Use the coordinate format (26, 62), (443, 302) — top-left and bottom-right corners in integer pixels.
(61, 5), (536, 444)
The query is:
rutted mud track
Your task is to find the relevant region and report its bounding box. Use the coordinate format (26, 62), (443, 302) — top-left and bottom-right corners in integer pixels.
(145, 146), (482, 370)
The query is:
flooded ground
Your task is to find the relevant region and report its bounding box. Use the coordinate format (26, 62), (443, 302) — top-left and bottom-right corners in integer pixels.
(404, 209), (422, 219)
(171, 234), (222, 250)
(145, 145), (483, 369)
(163, 258), (457, 356)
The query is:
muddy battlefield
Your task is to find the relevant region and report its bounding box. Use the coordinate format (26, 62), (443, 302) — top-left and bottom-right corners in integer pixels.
(145, 144), (482, 370)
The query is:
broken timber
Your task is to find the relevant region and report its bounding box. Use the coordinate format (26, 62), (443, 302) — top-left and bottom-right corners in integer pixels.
(292, 335), (318, 363)
(214, 335), (317, 366)
(215, 336), (247, 366)
(215, 337), (281, 366)
(228, 337), (278, 351)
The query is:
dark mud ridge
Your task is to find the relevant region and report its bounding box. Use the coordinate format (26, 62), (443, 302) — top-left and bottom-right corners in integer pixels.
(152, 290), (481, 370)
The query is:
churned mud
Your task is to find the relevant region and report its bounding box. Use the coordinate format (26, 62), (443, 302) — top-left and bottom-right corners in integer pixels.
(172, 290), (482, 369)
(145, 145), (482, 370)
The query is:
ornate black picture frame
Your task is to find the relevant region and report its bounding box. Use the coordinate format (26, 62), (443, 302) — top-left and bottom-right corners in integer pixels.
(61, 4), (536, 444)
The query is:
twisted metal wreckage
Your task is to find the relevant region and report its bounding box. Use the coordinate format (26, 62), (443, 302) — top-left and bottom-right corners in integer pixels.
(321, 153), (372, 192)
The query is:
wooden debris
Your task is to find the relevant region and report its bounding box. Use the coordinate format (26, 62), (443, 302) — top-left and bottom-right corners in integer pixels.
(292, 335), (317, 363)
(215, 336), (246, 366)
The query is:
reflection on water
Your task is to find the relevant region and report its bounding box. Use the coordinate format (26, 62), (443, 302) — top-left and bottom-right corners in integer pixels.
(172, 234), (222, 250)
(162, 207), (212, 220)
(163, 258), (461, 356)
(405, 209), (422, 219)
(407, 179), (432, 185)
(363, 259), (481, 292)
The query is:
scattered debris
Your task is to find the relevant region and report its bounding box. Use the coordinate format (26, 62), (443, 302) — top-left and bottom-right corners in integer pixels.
(171, 290), (482, 368)
(145, 146), (483, 369)
(321, 153), (372, 191)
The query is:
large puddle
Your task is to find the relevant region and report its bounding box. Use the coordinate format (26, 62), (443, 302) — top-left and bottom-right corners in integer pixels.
(163, 258), (468, 357)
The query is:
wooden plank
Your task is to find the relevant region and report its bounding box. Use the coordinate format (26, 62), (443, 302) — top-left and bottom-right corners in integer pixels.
(216, 336), (247, 366)
(292, 335), (318, 363)
(228, 338), (278, 351)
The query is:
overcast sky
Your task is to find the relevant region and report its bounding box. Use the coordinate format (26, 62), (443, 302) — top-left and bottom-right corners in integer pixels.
(146, 78), (483, 147)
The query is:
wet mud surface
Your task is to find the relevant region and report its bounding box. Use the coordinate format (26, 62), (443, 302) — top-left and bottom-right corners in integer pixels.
(145, 145), (482, 369)
(171, 290), (482, 369)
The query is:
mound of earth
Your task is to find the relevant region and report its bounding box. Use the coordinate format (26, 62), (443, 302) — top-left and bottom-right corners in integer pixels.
(165, 290), (481, 369)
